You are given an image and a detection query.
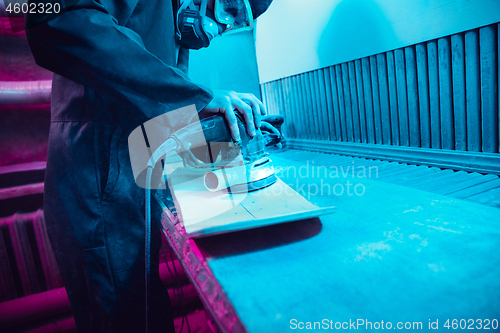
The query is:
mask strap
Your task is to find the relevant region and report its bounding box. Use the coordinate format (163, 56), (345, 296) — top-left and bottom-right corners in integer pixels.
(177, 0), (188, 26)
(178, 0), (208, 13)
(200, 0), (208, 16)
(178, 0), (190, 12)
(177, 0), (209, 24)
(177, 0), (198, 34)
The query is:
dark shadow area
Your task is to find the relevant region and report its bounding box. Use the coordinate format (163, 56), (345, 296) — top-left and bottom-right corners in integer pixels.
(0, 24), (52, 81)
(0, 162), (45, 188)
(0, 105), (50, 166)
(0, 193), (43, 218)
(4, 311), (74, 333)
(195, 217), (322, 259)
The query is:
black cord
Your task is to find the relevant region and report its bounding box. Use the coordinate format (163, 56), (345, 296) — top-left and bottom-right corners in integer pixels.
(145, 167), (153, 333)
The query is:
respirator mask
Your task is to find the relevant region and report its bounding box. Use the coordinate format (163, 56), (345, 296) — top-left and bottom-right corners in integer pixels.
(176, 0), (254, 50)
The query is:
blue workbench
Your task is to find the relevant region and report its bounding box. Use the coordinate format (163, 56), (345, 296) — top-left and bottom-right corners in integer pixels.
(191, 155), (500, 332)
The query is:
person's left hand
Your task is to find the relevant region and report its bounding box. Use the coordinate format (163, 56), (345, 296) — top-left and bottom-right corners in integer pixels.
(260, 121), (283, 149)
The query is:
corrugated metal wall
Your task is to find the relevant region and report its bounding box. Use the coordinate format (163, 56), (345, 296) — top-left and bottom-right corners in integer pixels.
(262, 23), (500, 170)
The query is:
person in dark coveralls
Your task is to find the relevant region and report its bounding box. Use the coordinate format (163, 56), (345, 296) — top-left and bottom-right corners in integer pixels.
(24, 0), (273, 331)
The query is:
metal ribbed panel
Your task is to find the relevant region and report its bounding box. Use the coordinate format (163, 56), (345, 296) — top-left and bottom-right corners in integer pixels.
(262, 23), (500, 159)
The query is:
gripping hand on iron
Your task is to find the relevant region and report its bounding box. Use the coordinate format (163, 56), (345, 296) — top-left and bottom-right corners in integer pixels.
(200, 89), (266, 142)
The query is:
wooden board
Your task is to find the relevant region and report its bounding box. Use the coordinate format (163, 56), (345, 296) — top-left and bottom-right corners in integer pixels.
(169, 173), (335, 237)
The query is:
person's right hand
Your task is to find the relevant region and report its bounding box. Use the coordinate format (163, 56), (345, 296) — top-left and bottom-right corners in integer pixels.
(199, 90), (266, 142)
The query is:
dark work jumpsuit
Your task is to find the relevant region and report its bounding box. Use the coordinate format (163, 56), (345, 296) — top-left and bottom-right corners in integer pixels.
(24, 0), (213, 332)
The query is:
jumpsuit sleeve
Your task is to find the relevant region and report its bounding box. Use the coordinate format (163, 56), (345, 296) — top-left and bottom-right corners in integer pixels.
(24, 0), (213, 121)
